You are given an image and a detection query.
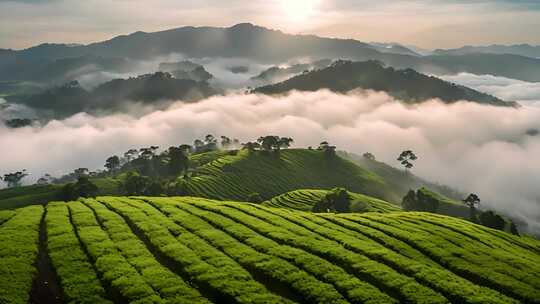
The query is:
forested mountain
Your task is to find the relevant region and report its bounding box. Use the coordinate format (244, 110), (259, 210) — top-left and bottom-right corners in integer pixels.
(434, 44), (540, 58)
(2, 24), (540, 83)
(254, 60), (515, 106)
(8, 72), (217, 119)
(251, 59), (332, 84)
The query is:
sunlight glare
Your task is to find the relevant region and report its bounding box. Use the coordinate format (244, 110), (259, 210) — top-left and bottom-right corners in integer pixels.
(280, 0), (319, 21)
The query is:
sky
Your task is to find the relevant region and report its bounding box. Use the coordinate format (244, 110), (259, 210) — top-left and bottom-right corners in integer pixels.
(1, 0), (540, 50)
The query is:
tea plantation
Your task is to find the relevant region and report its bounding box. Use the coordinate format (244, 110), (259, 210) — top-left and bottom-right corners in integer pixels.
(1, 197), (538, 304)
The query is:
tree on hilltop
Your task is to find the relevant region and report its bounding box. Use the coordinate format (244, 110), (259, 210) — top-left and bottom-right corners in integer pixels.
(363, 152), (376, 161)
(105, 155), (121, 173)
(278, 137), (294, 150)
(242, 141), (260, 152)
(398, 150), (417, 170)
(313, 188), (351, 213)
(2, 170), (29, 188)
(463, 193), (481, 223)
(258, 136), (280, 152)
(318, 141), (336, 156)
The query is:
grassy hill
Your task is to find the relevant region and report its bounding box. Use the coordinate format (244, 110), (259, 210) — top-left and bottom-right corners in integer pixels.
(263, 189), (401, 213)
(1, 196), (539, 304)
(0, 177), (122, 210)
(183, 149), (402, 203)
(340, 151), (464, 201)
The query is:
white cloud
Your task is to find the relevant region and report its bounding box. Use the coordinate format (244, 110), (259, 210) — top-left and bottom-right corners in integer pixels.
(1, 90), (540, 234)
(439, 73), (540, 107)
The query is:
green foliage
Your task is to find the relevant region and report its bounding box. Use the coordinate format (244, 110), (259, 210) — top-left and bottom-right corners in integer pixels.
(0, 184), (63, 210)
(185, 149), (396, 203)
(479, 211), (506, 231)
(0, 205), (42, 304)
(402, 188), (439, 212)
(2, 170), (29, 188)
(121, 172), (163, 196)
(61, 177), (99, 201)
(264, 189), (401, 213)
(2, 197), (539, 303)
(46, 202), (113, 304)
(246, 192), (263, 203)
(312, 188), (351, 213)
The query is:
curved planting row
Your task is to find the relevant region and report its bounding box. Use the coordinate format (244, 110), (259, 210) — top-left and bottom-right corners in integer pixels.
(185, 149), (396, 203)
(2, 197), (540, 303)
(0, 205), (43, 304)
(263, 189), (401, 213)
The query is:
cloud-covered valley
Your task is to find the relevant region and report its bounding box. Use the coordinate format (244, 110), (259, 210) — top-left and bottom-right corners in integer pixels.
(440, 73), (540, 106)
(1, 89), (540, 234)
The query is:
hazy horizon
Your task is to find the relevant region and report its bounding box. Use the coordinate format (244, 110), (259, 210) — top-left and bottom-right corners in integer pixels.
(1, 0), (540, 50)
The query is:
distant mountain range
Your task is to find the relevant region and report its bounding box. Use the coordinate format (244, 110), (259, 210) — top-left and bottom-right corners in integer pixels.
(254, 60), (514, 106)
(367, 42), (421, 56)
(7, 72), (217, 119)
(2, 23), (540, 83)
(434, 44), (540, 59)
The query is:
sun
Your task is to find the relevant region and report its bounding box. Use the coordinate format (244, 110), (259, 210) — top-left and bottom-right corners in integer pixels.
(280, 0), (320, 21)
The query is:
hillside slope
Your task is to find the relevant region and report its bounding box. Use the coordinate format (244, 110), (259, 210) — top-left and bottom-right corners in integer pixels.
(263, 189), (401, 213)
(183, 149), (401, 203)
(340, 151), (464, 201)
(4, 24), (540, 82)
(254, 60), (514, 106)
(1, 197), (539, 304)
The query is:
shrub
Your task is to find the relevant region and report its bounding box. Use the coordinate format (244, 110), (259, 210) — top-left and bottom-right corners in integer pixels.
(247, 192), (263, 203)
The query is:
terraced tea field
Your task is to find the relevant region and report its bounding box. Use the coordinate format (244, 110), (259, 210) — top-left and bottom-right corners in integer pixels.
(263, 189), (402, 213)
(185, 149), (401, 203)
(1, 196), (539, 304)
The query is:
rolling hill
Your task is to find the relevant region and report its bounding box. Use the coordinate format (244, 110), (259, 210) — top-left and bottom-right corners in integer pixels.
(2, 196), (539, 304)
(254, 60), (515, 106)
(262, 189), (402, 213)
(182, 149), (401, 203)
(8, 72), (218, 119)
(434, 44), (540, 59)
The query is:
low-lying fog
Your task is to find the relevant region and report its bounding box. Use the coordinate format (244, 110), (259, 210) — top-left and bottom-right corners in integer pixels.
(1, 86), (540, 234)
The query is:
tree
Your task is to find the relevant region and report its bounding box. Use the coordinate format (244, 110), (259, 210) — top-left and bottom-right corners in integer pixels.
(247, 192), (263, 203)
(312, 188), (351, 213)
(397, 150), (417, 170)
(257, 136), (280, 152)
(318, 141), (336, 156)
(122, 172), (151, 195)
(73, 168), (89, 179)
(242, 141), (260, 153)
(278, 137), (294, 150)
(124, 149), (139, 164)
(36, 174), (53, 185)
(363, 152), (376, 161)
(61, 177), (98, 200)
(139, 146), (159, 160)
(510, 222), (520, 236)
(221, 136), (231, 149)
(479, 211), (505, 230)
(463, 193), (481, 223)
(168, 146), (189, 176)
(105, 155), (121, 172)
(204, 134), (218, 150)
(194, 139), (204, 151)
(2, 170), (29, 188)
(402, 188), (440, 213)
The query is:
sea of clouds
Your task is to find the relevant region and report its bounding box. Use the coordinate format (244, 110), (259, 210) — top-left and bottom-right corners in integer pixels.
(439, 73), (540, 107)
(1, 88), (540, 234)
